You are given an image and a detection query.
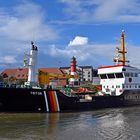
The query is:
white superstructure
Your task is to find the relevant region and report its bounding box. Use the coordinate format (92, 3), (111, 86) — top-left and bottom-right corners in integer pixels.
(98, 31), (140, 96)
(98, 65), (140, 96)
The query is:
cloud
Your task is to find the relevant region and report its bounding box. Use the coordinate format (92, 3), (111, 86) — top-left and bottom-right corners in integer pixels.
(0, 56), (17, 64)
(68, 36), (88, 46)
(45, 36), (115, 66)
(0, 1), (58, 41)
(58, 0), (140, 24)
(44, 35), (140, 68)
(0, 1), (60, 70)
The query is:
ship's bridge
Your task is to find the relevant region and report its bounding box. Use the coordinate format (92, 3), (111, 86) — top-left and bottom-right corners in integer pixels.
(98, 64), (140, 96)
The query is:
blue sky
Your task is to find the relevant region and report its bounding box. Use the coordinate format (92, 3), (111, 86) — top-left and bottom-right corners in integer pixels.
(1, 0), (140, 70)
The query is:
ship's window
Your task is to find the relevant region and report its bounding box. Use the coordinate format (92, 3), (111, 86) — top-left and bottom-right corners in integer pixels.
(100, 74), (107, 79)
(115, 73), (123, 78)
(131, 73), (133, 77)
(116, 85), (120, 88)
(122, 68), (126, 71)
(107, 74), (115, 78)
(124, 73), (129, 77)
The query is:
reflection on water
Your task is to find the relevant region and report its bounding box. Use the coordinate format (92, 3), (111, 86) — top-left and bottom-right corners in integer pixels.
(0, 107), (140, 139)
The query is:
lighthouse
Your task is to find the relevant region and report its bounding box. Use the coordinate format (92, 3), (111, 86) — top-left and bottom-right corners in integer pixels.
(25, 41), (38, 86)
(69, 56), (78, 85)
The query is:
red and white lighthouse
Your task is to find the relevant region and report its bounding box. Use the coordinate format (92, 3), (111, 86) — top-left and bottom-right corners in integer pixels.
(70, 56), (76, 75)
(69, 56), (78, 85)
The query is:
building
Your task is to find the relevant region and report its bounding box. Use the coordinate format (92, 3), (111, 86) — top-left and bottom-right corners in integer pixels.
(1, 68), (28, 84)
(0, 68), (67, 86)
(1, 66), (100, 85)
(60, 66), (98, 84)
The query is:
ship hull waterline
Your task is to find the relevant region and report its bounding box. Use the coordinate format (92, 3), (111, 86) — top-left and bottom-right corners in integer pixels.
(0, 88), (139, 112)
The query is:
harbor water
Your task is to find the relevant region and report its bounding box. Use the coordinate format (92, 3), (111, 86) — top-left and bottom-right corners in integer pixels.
(1, 107), (140, 140)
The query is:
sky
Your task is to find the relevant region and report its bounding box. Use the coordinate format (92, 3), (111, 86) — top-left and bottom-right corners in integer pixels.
(1, 0), (140, 70)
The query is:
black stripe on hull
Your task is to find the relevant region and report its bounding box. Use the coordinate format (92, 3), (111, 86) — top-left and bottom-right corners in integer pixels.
(0, 88), (140, 112)
(56, 90), (124, 112)
(0, 88), (47, 112)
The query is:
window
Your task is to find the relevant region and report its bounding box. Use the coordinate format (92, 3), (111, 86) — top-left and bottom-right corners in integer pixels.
(135, 73), (138, 77)
(124, 73), (129, 77)
(131, 73), (133, 77)
(122, 68), (126, 71)
(116, 85), (120, 88)
(115, 73), (123, 78)
(107, 74), (115, 78)
(100, 74), (107, 79)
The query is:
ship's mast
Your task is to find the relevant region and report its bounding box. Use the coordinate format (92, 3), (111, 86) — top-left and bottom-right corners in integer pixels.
(114, 31), (129, 65)
(25, 41), (38, 86)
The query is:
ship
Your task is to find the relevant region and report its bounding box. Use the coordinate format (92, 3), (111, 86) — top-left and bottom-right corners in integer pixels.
(0, 31), (140, 113)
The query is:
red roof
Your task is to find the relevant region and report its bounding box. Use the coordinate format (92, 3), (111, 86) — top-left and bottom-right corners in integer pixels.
(1, 68), (28, 80)
(1, 68), (66, 85)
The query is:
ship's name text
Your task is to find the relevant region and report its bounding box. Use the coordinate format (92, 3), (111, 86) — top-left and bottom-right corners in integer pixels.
(30, 91), (42, 95)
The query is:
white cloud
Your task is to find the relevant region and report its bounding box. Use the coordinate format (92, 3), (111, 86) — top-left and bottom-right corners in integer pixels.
(45, 35), (140, 68)
(0, 56), (17, 64)
(0, 1), (60, 70)
(0, 1), (58, 41)
(46, 36), (115, 66)
(59, 0), (140, 23)
(68, 36), (88, 46)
